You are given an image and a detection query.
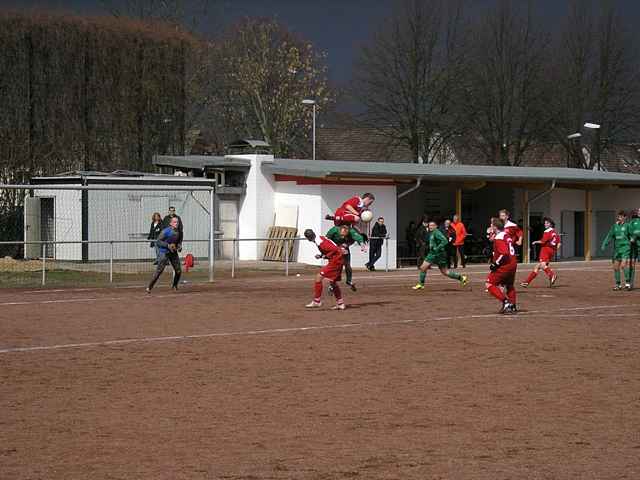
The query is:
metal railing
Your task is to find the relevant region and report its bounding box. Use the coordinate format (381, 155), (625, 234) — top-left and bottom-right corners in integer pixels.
(0, 235), (392, 287)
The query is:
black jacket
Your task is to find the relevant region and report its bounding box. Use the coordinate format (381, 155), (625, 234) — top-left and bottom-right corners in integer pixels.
(371, 223), (387, 243)
(148, 221), (163, 247)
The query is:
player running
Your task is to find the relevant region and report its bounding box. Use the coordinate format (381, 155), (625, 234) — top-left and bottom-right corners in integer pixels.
(486, 218), (518, 314)
(325, 193), (375, 226)
(304, 229), (346, 310)
(521, 217), (560, 288)
(325, 224), (367, 291)
(602, 210), (634, 290)
(146, 216), (182, 293)
(412, 220), (468, 290)
(629, 208), (640, 288)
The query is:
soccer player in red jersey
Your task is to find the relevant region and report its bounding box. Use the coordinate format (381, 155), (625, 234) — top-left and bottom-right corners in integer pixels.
(486, 218), (518, 314)
(498, 209), (523, 247)
(303, 229), (346, 310)
(521, 217), (561, 288)
(326, 193), (375, 226)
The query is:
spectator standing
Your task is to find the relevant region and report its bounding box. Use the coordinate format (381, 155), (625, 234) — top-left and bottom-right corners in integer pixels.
(414, 216), (430, 268)
(452, 214), (467, 268)
(442, 218), (457, 268)
(367, 217), (388, 271)
(147, 212), (163, 264)
(163, 205), (184, 245)
(405, 221), (416, 257)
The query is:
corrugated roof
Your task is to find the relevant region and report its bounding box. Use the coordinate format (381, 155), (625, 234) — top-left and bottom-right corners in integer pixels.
(153, 155), (251, 170)
(264, 158), (640, 187)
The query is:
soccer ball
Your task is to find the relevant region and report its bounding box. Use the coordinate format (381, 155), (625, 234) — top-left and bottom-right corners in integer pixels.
(360, 210), (374, 223)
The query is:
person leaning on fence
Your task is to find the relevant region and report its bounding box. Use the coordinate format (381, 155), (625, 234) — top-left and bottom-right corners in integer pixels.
(146, 216), (182, 293)
(366, 217), (387, 271)
(147, 212), (163, 265)
(163, 206), (184, 245)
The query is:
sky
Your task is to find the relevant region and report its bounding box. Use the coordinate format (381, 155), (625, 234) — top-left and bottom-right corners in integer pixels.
(6, 0), (640, 87)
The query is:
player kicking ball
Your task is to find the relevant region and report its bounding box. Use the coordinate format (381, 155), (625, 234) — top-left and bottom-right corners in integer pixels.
(146, 216), (182, 293)
(601, 210), (634, 291)
(412, 220), (468, 290)
(486, 218), (518, 314)
(304, 229), (346, 310)
(325, 193), (375, 225)
(521, 217), (560, 288)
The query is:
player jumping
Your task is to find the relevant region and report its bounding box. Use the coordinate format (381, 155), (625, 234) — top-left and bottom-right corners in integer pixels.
(486, 218), (518, 314)
(412, 220), (468, 290)
(304, 229), (346, 310)
(325, 193), (375, 226)
(601, 210), (634, 290)
(521, 217), (560, 288)
(146, 216), (182, 293)
(325, 224), (367, 291)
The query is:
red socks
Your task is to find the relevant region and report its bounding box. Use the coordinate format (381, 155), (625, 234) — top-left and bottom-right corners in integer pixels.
(543, 267), (554, 279)
(506, 285), (516, 305)
(526, 271), (537, 284)
(487, 285), (506, 302)
(314, 281), (323, 302)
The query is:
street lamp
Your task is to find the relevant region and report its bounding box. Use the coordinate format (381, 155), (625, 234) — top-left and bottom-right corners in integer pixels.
(302, 99), (316, 160)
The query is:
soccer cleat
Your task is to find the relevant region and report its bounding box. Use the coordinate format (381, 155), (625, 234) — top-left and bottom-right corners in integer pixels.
(613, 285), (623, 291)
(324, 214), (335, 221)
(625, 283), (632, 291)
(172, 285), (179, 291)
(520, 282), (529, 288)
(331, 303), (346, 311)
(501, 302), (517, 314)
(460, 275), (468, 287)
(412, 283), (425, 290)
(550, 273), (558, 286)
(145, 287), (151, 294)
(305, 301), (322, 308)
(346, 281), (357, 292)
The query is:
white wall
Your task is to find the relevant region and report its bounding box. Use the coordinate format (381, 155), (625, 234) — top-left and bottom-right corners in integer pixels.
(34, 189), (82, 261)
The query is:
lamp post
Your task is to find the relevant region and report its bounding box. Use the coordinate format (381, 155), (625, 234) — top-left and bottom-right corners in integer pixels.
(302, 99), (316, 160)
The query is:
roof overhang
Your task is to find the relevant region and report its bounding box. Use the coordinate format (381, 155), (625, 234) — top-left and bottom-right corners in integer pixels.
(264, 158), (640, 189)
(153, 155), (251, 171)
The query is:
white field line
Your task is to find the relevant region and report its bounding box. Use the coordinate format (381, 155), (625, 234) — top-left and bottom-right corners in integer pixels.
(1, 303), (639, 355)
(0, 292), (205, 307)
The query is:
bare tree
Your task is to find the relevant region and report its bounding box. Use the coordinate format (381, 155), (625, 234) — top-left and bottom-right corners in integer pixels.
(549, 0), (640, 169)
(205, 18), (333, 158)
(353, 0), (467, 163)
(460, 0), (550, 166)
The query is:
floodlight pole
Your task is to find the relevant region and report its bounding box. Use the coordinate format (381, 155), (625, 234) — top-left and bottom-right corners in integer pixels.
(302, 99), (316, 160)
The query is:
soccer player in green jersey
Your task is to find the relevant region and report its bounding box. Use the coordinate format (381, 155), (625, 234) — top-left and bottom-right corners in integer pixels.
(325, 224), (366, 291)
(628, 208), (640, 287)
(413, 220), (468, 290)
(601, 210), (633, 290)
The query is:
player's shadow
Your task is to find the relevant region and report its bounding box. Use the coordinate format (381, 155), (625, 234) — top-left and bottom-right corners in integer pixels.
(348, 301), (393, 309)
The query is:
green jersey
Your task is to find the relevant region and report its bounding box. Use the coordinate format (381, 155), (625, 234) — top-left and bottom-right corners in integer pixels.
(601, 222), (632, 259)
(428, 228), (448, 255)
(325, 226), (365, 247)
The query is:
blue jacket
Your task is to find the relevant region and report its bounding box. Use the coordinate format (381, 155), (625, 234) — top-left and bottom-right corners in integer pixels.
(155, 226), (180, 254)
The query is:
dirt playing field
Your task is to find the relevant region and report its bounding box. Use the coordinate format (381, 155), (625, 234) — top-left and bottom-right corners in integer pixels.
(1, 260), (639, 479)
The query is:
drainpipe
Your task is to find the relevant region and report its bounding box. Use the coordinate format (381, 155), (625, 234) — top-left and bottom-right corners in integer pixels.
(397, 177), (423, 199)
(523, 180), (556, 264)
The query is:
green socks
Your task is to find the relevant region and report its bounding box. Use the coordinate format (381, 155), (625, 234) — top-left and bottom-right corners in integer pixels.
(419, 271), (427, 285)
(614, 270), (621, 285)
(624, 268), (632, 283)
(447, 271), (462, 281)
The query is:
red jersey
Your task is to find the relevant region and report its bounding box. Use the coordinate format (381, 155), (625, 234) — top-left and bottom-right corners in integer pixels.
(316, 236), (343, 260)
(339, 196), (365, 214)
(504, 220), (523, 244)
(492, 231), (517, 267)
(538, 228), (560, 262)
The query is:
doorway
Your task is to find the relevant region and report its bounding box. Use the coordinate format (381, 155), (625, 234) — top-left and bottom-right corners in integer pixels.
(40, 197), (55, 258)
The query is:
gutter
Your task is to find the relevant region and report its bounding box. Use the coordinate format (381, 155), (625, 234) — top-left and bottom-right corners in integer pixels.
(397, 177), (423, 199)
(529, 179), (557, 204)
